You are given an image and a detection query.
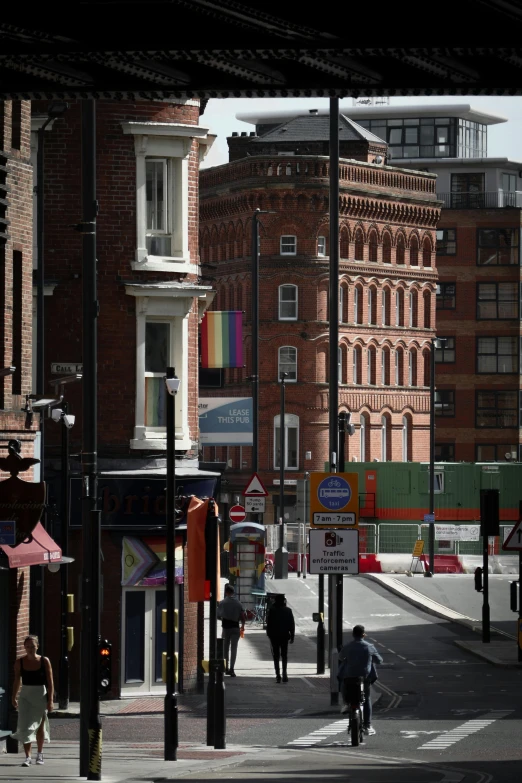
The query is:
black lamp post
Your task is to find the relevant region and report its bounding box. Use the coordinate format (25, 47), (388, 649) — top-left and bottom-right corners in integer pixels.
(164, 367), (180, 760)
(426, 337), (444, 578)
(274, 373), (289, 580)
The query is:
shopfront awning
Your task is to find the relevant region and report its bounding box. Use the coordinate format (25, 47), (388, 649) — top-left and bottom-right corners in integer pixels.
(0, 523), (61, 568)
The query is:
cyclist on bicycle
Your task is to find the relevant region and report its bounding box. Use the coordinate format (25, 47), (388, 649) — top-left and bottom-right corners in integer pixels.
(338, 624), (383, 736)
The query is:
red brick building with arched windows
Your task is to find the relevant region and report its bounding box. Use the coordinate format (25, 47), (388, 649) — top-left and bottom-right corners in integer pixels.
(199, 111), (441, 522)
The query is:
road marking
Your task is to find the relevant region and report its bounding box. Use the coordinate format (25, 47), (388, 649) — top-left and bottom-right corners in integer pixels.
(418, 710), (513, 750)
(402, 730), (446, 739)
(287, 718), (349, 746)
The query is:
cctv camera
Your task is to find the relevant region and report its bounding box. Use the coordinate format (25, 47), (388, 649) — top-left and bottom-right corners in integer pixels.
(165, 377), (181, 396)
(63, 414), (75, 429)
(51, 408), (64, 422)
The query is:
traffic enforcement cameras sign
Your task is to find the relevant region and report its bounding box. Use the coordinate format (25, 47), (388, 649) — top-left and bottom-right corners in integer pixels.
(309, 472), (359, 528)
(309, 529), (359, 574)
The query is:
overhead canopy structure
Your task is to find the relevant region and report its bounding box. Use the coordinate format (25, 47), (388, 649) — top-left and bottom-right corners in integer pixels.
(0, 522), (61, 568)
(2, 1), (522, 98)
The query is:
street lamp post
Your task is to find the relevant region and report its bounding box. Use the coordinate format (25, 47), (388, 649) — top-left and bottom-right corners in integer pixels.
(427, 337), (444, 578)
(274, 373), (289, 580)
(50, 373), (82, 710)
(164, 368), (180, 760)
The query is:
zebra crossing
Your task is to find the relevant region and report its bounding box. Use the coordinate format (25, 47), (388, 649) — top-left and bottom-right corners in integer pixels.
(418, 710), (513, 750)
(287, 718), (350, 746)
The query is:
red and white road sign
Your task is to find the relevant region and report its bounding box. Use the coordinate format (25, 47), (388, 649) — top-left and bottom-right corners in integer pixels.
(503, 519), (522, 551)
(229, 504), (246, 524)
(243, 472), (268, 497)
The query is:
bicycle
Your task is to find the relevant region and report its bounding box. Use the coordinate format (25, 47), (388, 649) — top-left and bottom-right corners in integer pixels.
(344, 677), (365, 747)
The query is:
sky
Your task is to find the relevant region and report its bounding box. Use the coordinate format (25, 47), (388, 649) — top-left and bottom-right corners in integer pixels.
(200, 95), (522, 169)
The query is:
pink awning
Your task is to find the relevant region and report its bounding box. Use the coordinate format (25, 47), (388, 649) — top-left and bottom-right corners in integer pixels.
(0, 522), (62, 567)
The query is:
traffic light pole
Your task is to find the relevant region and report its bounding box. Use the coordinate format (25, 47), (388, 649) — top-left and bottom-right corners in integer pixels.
(58, 402), (70, 710)
(164, 367), (179, 761)
(427, 338), (436, 577)
(328, 97), (341, 706)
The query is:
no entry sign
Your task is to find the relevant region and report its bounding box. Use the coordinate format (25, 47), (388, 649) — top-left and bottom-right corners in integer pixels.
(229, 504), (246, 524)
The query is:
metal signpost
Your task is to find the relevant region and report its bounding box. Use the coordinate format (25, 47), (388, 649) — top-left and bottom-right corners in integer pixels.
(309, 529), (359, 575)
(502, 502), (522, 662)
(309, 473), (359, 528)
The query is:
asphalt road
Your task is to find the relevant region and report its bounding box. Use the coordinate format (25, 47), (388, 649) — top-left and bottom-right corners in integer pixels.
(50, 575), (522, 783)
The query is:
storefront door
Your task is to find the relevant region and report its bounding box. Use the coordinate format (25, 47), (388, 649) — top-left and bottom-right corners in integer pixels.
(121, 586), (175, 695)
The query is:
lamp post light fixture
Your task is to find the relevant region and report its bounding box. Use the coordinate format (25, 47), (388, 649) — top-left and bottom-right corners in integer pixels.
(164, 367), (180, 761)
(49, 372), (82, 710)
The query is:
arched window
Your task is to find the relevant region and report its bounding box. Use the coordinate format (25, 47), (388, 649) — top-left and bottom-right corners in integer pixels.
(382, 348), (390, 386)
(360, 414), (367, 461)
(382, 232), (392, 264)
(395, 348), (404, 385)
(339, 345), (348, 384)
(396, 289), (404, 326)
(396, 234), (405, 265)
(274, 413), (299, 469)
(368, 287), (377, 325)
(423, 348), (431, 387)
(278, 346), (297, 382)
(339, 285), (345, 323)
(409, 349), (417, 386)
(381, 415), (388, 462)
(353, 346), (362, 384)
(355, 286), (363, 325)
(402, 416), (409, 461)
(423, 237), (432, 267)
(369, 230), (378, 262)
(340, 228), (349, 258)
(278, 284), (298, 320)
(382, 288), (390, 326)
(409, 289), (418, 328)
(367, 346), (376, 385)
(423, 289), (432, 328)
(355, 229), (364, 261)
(410, 235), (419, 266)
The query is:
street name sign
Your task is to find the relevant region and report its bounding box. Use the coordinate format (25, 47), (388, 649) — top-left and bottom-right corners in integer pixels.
(243, 472), (268, 497)
(309, 528), (359, 574)
(309, 472), (358, 528)
(502, 519), (522, 551)
(229, 505), (246, 524)
(245, 496), (266, 514)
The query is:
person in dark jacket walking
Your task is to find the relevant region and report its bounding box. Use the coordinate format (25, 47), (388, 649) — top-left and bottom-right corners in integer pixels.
(266, 594), (295, 683)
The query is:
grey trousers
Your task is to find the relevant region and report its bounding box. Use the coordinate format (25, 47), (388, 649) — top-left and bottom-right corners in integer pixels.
(222, 627), (240, 671)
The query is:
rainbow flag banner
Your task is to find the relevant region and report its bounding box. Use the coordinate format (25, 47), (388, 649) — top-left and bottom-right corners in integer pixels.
(200, 311), (243, 369)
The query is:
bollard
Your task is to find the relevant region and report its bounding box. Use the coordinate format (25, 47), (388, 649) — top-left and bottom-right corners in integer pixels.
(313, 611), (325, 675)
(214, 639), (226, 749)
(206, 666), (215, 746)
(330, 649), (339, 706)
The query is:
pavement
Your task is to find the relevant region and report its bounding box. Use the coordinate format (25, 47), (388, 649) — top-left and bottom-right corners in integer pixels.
(365, 572), (522, 668)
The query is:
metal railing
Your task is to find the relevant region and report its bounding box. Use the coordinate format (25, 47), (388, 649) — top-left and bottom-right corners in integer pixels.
(438, 191), (522, 209)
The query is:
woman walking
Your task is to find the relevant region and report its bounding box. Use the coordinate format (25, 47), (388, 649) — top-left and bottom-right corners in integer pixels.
(12, 635), (54, 767)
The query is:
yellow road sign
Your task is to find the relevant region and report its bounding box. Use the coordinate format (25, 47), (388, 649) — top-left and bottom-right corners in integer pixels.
(412, 540), (424, 558)
(309, 472), (358, 528)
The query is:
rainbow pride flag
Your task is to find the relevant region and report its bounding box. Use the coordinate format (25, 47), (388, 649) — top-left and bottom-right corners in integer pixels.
(200, 311), (243, 369)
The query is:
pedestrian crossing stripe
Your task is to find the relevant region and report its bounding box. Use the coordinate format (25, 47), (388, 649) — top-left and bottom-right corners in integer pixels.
(287, 719), (349, 746)
(418, 710), (513, 750)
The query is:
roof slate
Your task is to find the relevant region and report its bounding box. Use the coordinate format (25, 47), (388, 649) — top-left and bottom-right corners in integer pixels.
(252, 114), (386, 145)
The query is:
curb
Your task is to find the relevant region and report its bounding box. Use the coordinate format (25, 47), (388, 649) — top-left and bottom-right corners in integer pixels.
(454, 639), (522, 668)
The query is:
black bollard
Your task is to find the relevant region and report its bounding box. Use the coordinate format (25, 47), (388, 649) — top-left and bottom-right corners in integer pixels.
(214, 639), (226, 749)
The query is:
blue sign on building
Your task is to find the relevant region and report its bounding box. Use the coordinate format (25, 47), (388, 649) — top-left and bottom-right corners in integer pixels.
(199, 397), (253, 446)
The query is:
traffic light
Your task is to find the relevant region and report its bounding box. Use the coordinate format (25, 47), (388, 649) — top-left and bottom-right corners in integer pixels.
(338, 411), (355, 436)
(510, 581), (519, 613)
(98, 638), (112, 696)
(474, 567), (483, 593)
(480, 489), (500, 537)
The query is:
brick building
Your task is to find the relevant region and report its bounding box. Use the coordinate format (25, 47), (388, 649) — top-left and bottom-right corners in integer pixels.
(34, 99), (217, 696)
(336, 103), (522, 463)
(199, 110), (441, 523)
(0, 100), (40, 736)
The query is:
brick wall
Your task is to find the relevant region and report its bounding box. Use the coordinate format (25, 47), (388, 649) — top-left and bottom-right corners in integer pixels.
(200, 154), (439, 498)
(436, 209), (522, 461)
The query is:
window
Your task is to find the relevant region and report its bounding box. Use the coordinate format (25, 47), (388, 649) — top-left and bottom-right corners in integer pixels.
(477, 282), (518, 319)
(360, 414), (367, 461)
(410, 236), (419, 266)
(145, 322), (170, 428)
(354, 286), (362, 324)
(396, 234), (405, 265)
(146, 159), (171, 256)
(437, 282), (456, 310)
(435, 337), (455, 363)
(382, 349), (390, 385)
(476, 443), (519, 462)
(338, 347), (343, 382)
(502, 173), (517, 193)
(355, 229), (364, 261)
(435, 443), (455, 462)
(476, 390), (518, 428)
(339, 286), (344, 323)
(402, 416), (409, 461)
(369, 231), (378, 262)
(408, 350), (417, 386)
(432, 470), (444, 493)
(274, 413), (299, 469)
(278, 346), (297, 382)
(423, 290), (432, 328)
(353, 346), (362, 384)
(477, 228), (519, 266)
(280, 235), (297, 255)
(477, 336), (518, 373)
(367, 347), (376, 385)
(436, 229), (457, 255)
(11, 100), (21, 150)
(435, 389), (455, 416)
(278, 284), (298, 320)
(368, 288), (377, 325)
(382, 232), (391, 263)
(382, 289), (390, 326)
(396, 289), (404, 326)
(409, 290), (418, 327)
(395, 349), (403, 385)
(381, 416), (388, 462)
(451, 173), (485, 208)
(422, 237), (432, 267)
(317, 236), (326, 256)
